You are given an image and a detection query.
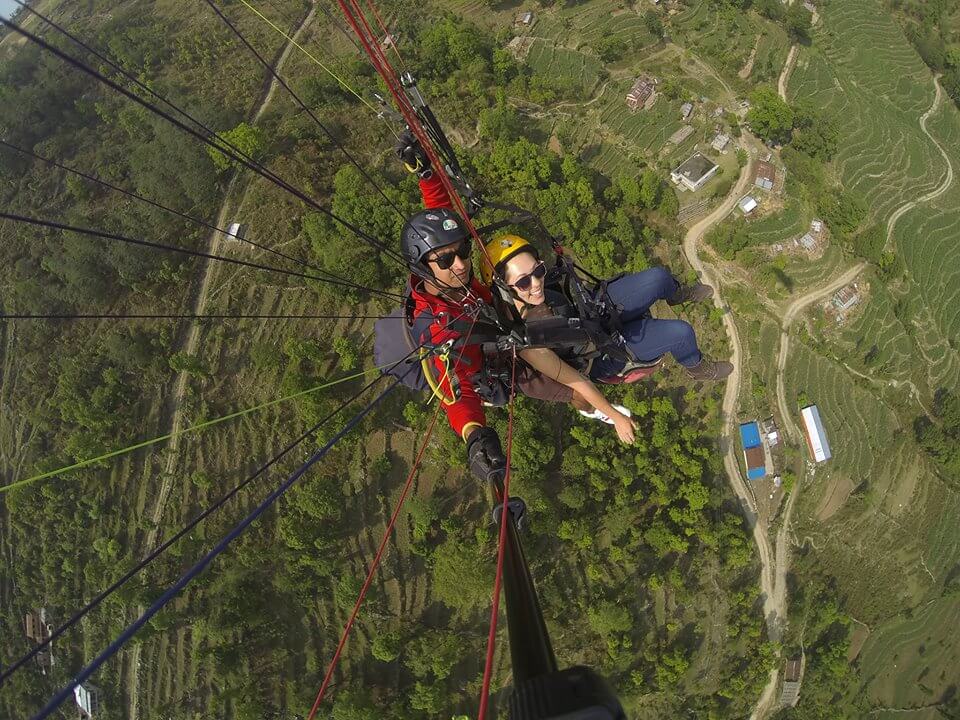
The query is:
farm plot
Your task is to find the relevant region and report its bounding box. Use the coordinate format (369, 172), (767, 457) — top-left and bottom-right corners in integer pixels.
(831, 279), (915, 384)
(597, 84), (684, 154)
(526, 39), (604, 98)
(534, 3), (658, 53)
(744, 201), (809, 246)
(671, 0), (760, 80)
(787, 0), (943, 227)
(781, 343), (898, 488)
(859, 595), (960, 710)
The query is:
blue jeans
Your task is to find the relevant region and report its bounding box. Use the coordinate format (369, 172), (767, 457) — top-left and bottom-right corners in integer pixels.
(589, 267), (703, 378)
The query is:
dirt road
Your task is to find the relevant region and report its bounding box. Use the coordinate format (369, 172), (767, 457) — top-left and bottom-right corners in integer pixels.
(778, 45), (798, 102)
(124, 8), (316, 718)
(681, 147), (785, 718)
(747, 261), (867, 720)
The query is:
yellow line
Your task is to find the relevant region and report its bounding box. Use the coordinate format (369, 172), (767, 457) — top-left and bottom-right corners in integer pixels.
(1, 364), (388, 493)
(237, 0), (379, 114)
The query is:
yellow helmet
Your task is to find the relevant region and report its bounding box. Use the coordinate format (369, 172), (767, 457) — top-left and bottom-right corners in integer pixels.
(480, 234), (535, 285)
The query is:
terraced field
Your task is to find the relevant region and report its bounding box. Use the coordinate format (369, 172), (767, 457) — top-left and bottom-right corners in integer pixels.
(787, 1), (942, 227)
(894, 97), (960, 394)
(781, 343), (899, 484)
(597, 84), (684, 152)
(744, 201), (809, 246)
(858, 594), (960, 711)
(778, 243), (846, 293)
(532, 4), (658, 53)
(831, 277), (916, 385)
(526, 39), (604, 97)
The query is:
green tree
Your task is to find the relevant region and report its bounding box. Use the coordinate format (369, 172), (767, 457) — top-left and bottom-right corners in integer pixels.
(595, 36), (628, 62)
(371, 629), (403, 662)
(333, 336), (358, 370)
(755, 0), (785, 20)
(849, 224), (885, 263)
(431, 536), (492, 614)
(643, 11), (665, 38)
(587, 600), (632, 637)
(206, 122), (266, 172)
(746, 86), (794, 143)
(791, 105), (839, 160)
(785, 4), (813, 42)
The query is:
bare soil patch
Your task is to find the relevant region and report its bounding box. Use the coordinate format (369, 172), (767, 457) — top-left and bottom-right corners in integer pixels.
(815, 472), (855, 521)
(847, 624), (870, 662)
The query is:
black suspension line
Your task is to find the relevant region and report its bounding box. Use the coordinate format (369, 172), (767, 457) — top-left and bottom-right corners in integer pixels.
(0, 211), (405, 300)
(0, 312), (415, 321)
(0, 369), (388, 687)
(0, 13), (408, 268)
(0, 137), (370, 289)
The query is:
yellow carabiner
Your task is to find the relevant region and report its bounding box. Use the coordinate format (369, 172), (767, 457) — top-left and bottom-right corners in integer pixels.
(421, 347), (458, 405)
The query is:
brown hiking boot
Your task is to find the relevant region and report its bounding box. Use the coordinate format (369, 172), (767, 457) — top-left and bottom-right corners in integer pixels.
(685, 358), (733, 381)
(668, 282), (714, 306)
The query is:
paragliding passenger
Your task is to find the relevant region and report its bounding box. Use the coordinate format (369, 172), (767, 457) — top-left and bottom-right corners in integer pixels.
(483, 237), (734, 383)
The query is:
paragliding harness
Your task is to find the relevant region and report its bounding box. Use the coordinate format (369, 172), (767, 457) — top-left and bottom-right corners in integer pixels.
(373, 72), (661, 405)
(373, 281), (511, 406)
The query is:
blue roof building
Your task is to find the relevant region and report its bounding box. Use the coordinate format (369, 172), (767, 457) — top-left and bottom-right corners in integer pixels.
(739, 421), (766, 480)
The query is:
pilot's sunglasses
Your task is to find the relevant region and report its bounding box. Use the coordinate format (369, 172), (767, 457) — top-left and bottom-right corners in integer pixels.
(510, 261), (547, 291)
(430, 239), (472, 270)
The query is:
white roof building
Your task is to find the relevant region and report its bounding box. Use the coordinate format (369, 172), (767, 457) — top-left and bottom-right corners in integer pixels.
(75, 683), (102, 718)
(739, 196), (758, 214)
(712, 133), (730, 152)
(811, 219), (823, 233)
(680, 102), (693, 119)
(670, 152), (719, 192)
(226, 222), (247, 241)
(800, 405), (832, 463)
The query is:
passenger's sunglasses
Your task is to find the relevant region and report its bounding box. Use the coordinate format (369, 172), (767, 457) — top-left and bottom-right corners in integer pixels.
(429, 238), (472, 270)
(509, 261), (547, 291)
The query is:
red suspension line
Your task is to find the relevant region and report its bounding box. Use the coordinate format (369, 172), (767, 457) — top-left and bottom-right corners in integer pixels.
(305, 402), (444, 720)
(364, 0), (406, 67)
(477, 350), (519, 720)
(336, 0), (499, 273)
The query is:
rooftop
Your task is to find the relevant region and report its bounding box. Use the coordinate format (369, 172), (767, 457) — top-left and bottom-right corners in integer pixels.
(673, 152), (717, 183)
(739, 421), (762, 448)
(801, 405), (832, 462)
(755, 160), (776, 183)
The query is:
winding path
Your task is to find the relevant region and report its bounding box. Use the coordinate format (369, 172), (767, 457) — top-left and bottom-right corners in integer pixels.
(885, 77), (954, 249)
(124, 7), (316, 718)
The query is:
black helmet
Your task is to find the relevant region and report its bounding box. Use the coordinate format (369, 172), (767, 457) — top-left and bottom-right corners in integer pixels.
(401, 208), (469, 267)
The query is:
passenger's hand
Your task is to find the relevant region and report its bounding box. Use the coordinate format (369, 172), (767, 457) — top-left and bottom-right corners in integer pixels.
(612, 412), (636, 445)
(395, 128), (432, 178)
